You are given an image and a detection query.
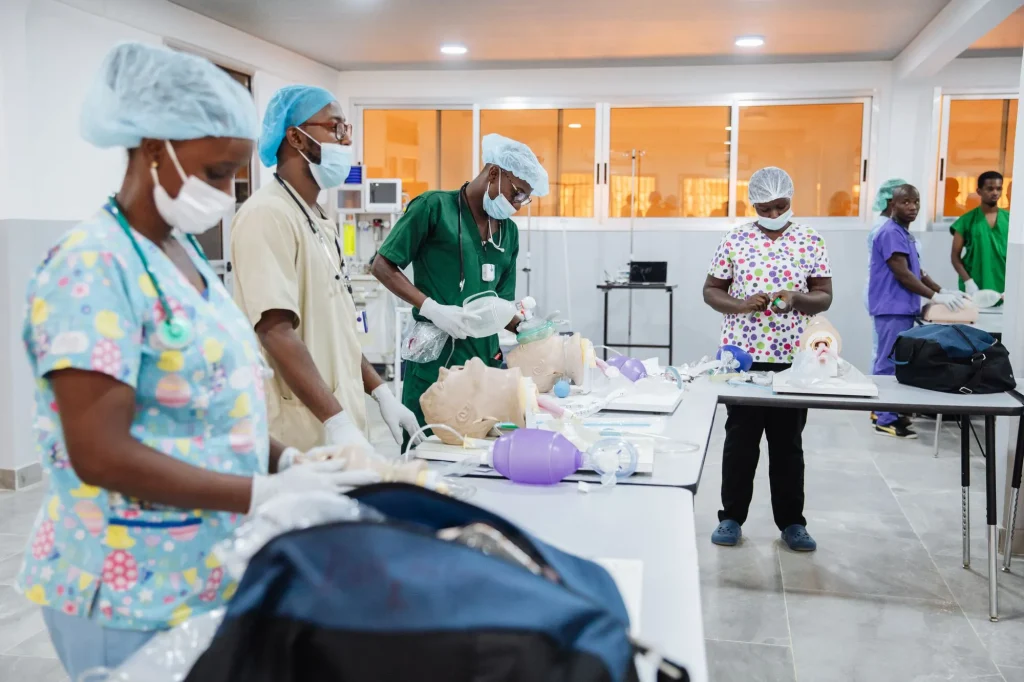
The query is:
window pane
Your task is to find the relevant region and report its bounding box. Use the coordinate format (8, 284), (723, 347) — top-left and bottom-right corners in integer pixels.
(440, 110), (473, 190)
(944, 98), (1016, 216)
(608, 107), (730, 218)
(480, 109), (595, 217)
(363, 110), (473, 202)
(737, 103), (863, 218)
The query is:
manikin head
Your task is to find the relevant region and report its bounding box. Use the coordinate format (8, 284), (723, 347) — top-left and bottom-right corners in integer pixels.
(505, 334), (593, 393)
(420, 358), (535, 445)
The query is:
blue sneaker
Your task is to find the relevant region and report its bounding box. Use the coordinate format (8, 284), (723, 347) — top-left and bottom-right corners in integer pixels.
(711, 520), (741, 546)
(781, 524), (817, 552)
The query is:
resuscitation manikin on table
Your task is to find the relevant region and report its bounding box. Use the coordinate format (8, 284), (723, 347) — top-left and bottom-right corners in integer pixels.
(785, 315), (871, 388)
(419, 357), (541, 445)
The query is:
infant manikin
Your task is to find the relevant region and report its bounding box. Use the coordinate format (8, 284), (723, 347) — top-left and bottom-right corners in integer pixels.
(295, 445), (457, 494)
(420, 357), (538, 445)
(505, 333), (595, 393)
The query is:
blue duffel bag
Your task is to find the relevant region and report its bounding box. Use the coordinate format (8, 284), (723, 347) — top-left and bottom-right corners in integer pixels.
(892, 324), (1015, 394)
(185, 483), (688, 682)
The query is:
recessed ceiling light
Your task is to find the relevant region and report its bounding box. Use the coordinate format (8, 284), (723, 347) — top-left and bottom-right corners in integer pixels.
(725, 140), (731, 145)
(568, 123), (582, 129)
(440, 44), (468, 55)
(725, 126), (732, 131)
(735, 35), (764, 48)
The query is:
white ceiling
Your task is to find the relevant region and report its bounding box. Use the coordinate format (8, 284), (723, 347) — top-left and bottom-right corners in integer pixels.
(169, 0), (955, 71)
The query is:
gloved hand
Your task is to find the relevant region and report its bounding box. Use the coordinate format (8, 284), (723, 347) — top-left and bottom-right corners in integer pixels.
(963, 280), (980, 296)
(932, 291), (967, 311)
(420, 298), (480, 340)
(249, 460), (381, 513)
(324, 411), (373, 452)
(372, 385), (420, 446)
(940, 287), (970, 299)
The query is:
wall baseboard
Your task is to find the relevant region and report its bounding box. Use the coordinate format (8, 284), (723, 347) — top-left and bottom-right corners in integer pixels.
(0, 463), (43, 491)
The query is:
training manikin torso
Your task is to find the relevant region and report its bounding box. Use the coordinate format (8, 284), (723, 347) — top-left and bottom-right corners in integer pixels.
(505, 333), (591, 393)
(420, 357), (531, 444)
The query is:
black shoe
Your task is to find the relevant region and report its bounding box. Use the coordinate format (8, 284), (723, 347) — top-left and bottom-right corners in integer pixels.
(871, 413), (912, 428)
(875, 423), (918, 439)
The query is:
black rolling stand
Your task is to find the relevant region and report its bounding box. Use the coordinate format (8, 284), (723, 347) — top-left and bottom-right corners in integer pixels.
(596, 283), (676, 365)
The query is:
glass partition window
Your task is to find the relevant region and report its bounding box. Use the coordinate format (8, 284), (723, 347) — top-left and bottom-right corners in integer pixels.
(737, 103), (864, 218)
(362, 109), (472, 201)
(480, 109), (595, 217)
(942, 98), (1016, 217)
(608, 107), (731, 218)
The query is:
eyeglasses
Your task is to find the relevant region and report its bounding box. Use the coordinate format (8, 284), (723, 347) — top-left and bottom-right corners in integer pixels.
(505, 171), (532, 206)
(301, 120), (353, 144)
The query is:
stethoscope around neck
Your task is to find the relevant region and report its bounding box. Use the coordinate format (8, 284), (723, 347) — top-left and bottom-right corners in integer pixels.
(456, 182), (503, 293)
(274, 172), (354, 296)
(105, 196), (206, 350)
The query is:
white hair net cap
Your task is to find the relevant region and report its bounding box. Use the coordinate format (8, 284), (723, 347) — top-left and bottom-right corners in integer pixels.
(747, 167), (795, 205)
(482, 133), (549, 197)
(80, 42), (259, 149)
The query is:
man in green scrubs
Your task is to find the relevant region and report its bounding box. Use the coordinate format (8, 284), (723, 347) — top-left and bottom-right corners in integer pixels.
(370, 134), (549, 432)
(950, 171), (1010, 298)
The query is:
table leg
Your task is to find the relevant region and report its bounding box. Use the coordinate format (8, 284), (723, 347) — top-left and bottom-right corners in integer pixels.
(668, 289), (674, 366)
(962, 416), (971, 568)
(602, 290), (609, 361)
(934, 414), (942, 458)
(985, 415), (998, 622)
(1002, 417), (1024, 573)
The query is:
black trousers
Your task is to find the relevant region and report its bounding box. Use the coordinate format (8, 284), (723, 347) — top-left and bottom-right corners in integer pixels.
(719, 363), (808, 531)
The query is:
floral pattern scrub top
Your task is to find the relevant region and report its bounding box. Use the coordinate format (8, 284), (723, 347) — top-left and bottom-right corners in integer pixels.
(18, 210), (269, 631)
(707, 221), (832, 364)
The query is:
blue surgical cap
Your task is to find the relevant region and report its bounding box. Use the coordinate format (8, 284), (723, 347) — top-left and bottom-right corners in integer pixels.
(258, 85), (338, 167)
(80, 42), (258, 148)
(872, 178), (909, 212)
(482, 133), (550, 197)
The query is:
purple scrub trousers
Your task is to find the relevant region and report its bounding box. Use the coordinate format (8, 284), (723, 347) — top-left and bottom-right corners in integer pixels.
(872, 314), (915, 426)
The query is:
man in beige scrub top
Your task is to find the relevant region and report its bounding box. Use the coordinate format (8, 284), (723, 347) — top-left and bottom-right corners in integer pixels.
(230, 85), (418, 452)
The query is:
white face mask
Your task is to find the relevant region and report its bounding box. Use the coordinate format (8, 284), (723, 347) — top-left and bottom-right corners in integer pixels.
(756, 208), (793, 231)
(151, 140), (235, 235)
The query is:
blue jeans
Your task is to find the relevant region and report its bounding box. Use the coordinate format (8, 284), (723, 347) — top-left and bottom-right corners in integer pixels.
(42, 607), (159, 680)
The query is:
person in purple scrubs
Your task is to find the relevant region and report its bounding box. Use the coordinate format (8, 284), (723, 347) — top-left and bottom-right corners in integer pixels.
(867, 184), (968, 438)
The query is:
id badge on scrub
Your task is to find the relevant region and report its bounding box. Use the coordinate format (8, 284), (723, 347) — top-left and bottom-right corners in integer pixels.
(482, 263), (495, 282)
(355, 309), (368, 334)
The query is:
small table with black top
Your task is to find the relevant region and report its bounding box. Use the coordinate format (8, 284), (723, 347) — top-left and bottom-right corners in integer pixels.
(597, 283), (676, 365)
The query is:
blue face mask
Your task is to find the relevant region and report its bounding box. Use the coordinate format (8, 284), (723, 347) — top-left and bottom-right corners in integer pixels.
(297, 128), (353, 190)
(756, 208), (793, 231)
(483, 173), (517, 220)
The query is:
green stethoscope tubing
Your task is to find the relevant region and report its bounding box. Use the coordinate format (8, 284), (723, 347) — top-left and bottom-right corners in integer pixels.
(104, 196), (209, 350)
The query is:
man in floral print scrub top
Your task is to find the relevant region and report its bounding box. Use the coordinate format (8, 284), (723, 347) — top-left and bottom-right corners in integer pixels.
(703, 167), (833, 553)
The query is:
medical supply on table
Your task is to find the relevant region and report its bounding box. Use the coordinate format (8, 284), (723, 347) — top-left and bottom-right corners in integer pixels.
(607, 354), (648, 381)
(554, 379), (572, 398)
(972, 289), (1003, 309)
(716, 345), (753, 372)
(409, 424), (638, 488)
(922, 299), (979, 323)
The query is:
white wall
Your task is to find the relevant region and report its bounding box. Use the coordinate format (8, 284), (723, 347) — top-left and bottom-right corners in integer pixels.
(0, 0), (342, 475)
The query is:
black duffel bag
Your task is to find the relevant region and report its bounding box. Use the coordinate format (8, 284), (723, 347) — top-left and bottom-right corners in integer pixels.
(891, 324), (1015, 394)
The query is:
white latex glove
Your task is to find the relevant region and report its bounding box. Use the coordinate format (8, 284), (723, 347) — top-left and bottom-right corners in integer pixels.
(372, 385), (420, 445)
(932, 291), (966, 311)
(420, 298), (479, 340)
(249, 460), (381, 513)
(940, 287), (970, 300)
(324, 411), (374, 452)
(963, 280), (980, 296)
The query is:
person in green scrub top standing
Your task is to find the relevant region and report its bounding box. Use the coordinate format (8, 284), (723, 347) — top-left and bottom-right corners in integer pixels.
(371, 134), (549, 434)
(950, 171), (1010, 299)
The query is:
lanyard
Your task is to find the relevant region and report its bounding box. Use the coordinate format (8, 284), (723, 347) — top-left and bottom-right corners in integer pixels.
(274, 173), (354, 296)
(104, 197), (208, 350)
(457, 183), (468, 292)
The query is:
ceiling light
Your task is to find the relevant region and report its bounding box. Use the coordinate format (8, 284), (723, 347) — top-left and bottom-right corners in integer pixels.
(725, 140), (731, 145)
(568, 123), (582, 129)
(440, 44), (468, 55)
(725, 126), (732, 131)
(735, 35), (764, 48)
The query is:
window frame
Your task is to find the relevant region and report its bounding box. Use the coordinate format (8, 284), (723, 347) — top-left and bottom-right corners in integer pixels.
(934, 91), (1019, 223)
(354, 95), (875, 232)
(476, 100), (603, 219)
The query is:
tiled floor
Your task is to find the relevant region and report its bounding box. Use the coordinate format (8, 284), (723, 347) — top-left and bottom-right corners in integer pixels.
(1, 406), (1023, 681)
